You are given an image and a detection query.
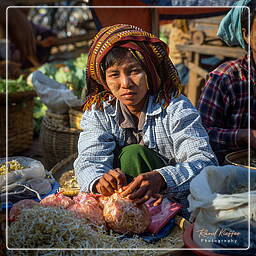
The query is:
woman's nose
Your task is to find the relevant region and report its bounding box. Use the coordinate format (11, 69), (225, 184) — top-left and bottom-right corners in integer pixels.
(120, 74), (131, 88)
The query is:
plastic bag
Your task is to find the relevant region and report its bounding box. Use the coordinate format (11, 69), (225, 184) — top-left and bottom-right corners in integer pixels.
(40, 193), (74, 208)
(68, 202), (105, 226)
(32, 70), (83, 114)
(102, 193), (151, 234)
(188, 165), (256, 251)
(0, 177), (52, 204)
(70, 192), (105, 226)
(9, 199), (39, 221)
(145, 197), (182, 234)
(0, 157), (46, 192)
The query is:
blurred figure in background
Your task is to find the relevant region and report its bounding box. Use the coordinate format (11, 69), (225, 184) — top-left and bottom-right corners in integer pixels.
(198, 0), (256, 164)
(0, 1), (57, 69)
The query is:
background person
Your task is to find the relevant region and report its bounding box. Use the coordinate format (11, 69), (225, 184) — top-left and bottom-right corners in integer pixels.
(0, 1), (57, 68)
(197, 0), (256, 164)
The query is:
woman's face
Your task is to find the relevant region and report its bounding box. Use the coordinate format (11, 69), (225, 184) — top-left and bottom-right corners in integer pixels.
(105, 55), (148, 113)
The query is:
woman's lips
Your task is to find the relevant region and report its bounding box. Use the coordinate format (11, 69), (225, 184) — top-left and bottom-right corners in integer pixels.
(121, 92), (136, 99)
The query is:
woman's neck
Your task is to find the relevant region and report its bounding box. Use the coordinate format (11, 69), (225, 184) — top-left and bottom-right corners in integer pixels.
(126, 96), (148, 119)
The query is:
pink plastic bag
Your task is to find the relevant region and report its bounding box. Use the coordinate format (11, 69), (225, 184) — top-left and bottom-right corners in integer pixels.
(103, 193), (151, 234)
(145, 197), (182, 234)
(40, 193), (74, 208)
(9, 199), (39, 221)
(68, 192), (105, 226)
(68, 202), (105, 226)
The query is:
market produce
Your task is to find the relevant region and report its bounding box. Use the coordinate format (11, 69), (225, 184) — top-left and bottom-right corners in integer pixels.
(58, 169), (80, 196)
(0, 75), (33, 93)
(33, 97), (47, 136)
(38, 53), (88, 98)
(0, 160), (24, 175)
(102, 192), (151, 234)
(40, 193), (74, 208)
(8, 206), (183, 255)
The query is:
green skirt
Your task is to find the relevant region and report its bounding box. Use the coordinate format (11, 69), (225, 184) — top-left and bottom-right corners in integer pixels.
(116, 144), (165, 183)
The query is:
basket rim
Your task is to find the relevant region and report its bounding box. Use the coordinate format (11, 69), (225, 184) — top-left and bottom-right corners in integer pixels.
(0, 90), (37, 104)
(69, 108), (83, 114)
(46, 110), (69, 120)
(225, 149), (256, 170)
(50, 153), (77, 175)
(42, 117), (82, 134)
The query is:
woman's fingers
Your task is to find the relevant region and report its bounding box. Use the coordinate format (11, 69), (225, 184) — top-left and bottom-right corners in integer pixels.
(134, 189), (153, 205)
(151, 194), (164, 206)
(126, 183), (148, 200)
(98, 176), (115, 195)
(103, 172), (118, 190)
(96, 169), (127, 196)
(120, 177), (141, 198)
(109, 168), (127, 189)
(96, 182), (111, 196)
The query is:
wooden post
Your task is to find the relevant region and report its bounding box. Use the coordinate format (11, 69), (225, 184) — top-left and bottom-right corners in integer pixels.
(151, 8), (159, 36)
(187, 52), (200, 106)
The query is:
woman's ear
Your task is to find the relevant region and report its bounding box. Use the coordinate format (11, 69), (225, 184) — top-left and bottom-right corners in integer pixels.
(242, 27), (249, 45)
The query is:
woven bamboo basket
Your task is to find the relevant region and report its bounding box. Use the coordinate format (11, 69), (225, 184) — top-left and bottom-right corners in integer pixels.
(69, 107), (83, 129)
(39, 113), (81, 170)
(0, 61), (21, 79)
(45, 110), (70, 127)
(0, 90), (36, 157)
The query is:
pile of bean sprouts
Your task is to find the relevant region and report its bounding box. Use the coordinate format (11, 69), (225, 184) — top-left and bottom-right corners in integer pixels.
(7, 206), (183, 256)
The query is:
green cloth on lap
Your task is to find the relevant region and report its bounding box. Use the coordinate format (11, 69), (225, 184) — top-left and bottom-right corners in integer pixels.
(117, 144), (165, 183)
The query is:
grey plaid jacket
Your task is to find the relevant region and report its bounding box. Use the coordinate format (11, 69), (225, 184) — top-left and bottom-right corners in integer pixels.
(74, 94), (218, 214)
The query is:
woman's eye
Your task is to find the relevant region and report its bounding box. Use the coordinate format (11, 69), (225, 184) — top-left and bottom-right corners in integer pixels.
(130, 69), (140, 74)
(108, 73), (119, 78)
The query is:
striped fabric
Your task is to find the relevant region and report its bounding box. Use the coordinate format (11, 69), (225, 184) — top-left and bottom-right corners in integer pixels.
(84, 24), (182, 111)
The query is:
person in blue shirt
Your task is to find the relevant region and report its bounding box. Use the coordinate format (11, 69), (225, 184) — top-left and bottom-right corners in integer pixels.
(74, 24), (218, 218)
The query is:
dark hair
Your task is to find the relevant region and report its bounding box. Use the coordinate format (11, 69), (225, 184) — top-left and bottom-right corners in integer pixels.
(101, 47), (132, 73)
(241, 2), (256, 36)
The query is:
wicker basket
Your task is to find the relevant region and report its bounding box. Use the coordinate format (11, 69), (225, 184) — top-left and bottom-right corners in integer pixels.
(39, 113), (81, 170)
(0, 90), (36, 157)
(45, 110), (70, 127)
(225, 149), (256, 170)
(69, 108), (83, 129)
(0, 61), (21, 79)
(50, 153), (79, 196)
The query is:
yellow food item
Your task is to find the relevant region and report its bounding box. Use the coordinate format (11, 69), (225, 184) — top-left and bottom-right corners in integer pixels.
(59, 169), (80, 196)
(0, 160), (24, 175)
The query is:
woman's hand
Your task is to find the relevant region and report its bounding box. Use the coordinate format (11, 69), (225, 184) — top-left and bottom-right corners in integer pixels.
(120, 171), (166, 205)
(95, 168), (127, 196)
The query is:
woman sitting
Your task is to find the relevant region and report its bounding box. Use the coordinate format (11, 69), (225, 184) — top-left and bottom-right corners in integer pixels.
(74, 24), (218, 218)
